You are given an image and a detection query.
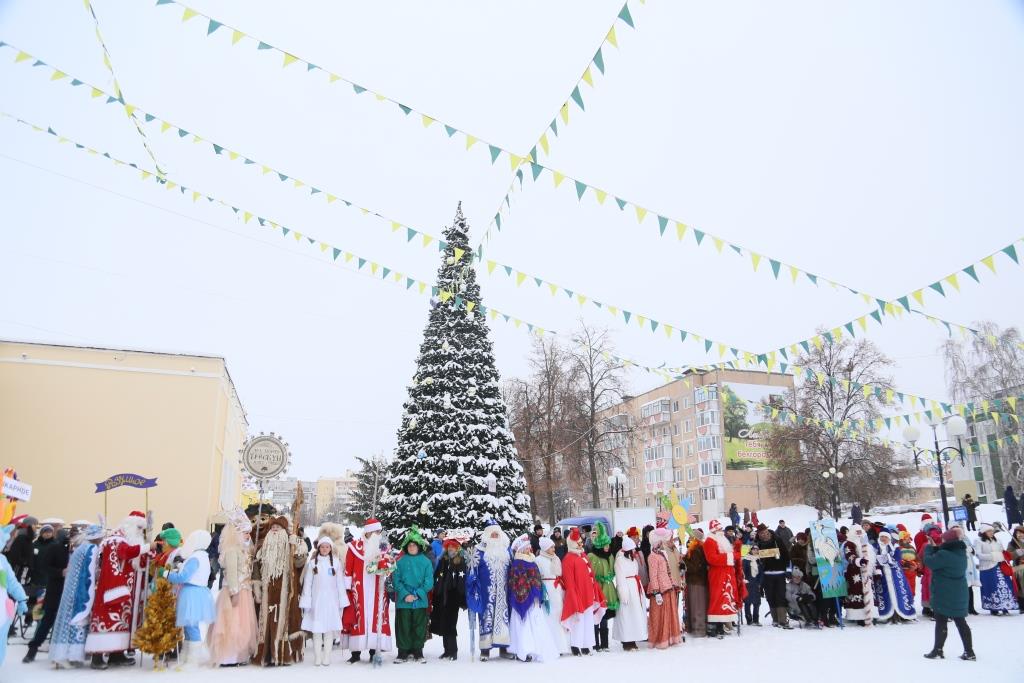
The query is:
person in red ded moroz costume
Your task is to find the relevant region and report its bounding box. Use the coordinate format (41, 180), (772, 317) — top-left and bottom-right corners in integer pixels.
(560, 527), (605, 655)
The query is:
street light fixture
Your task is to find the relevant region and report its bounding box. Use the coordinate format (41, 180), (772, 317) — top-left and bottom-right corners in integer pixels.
(607, 467), (628, 508)
(821, 467), (844, 518)
(904, 415), (967, 527)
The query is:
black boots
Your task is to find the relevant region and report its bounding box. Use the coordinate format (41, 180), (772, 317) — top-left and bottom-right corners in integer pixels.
(923, 649), (944, 659)
(594, 622), (610, 651)
(570, 647), (581, 657)
(959, 652), (976, 661)
(440, 633), (458, 660)
(348, 651), (361, 663)
(22, 648), (37, 663)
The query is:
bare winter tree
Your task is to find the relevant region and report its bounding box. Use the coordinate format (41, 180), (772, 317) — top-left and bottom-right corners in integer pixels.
(766, 333), (912, 514)
(567, 324), (634, 507)
(942, 322), (1024, 489)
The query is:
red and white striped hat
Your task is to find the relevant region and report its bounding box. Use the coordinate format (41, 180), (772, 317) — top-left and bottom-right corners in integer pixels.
(363, 518), (382, 533)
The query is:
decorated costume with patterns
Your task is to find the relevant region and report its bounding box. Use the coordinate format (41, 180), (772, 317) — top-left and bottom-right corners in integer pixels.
(85, 512), (149, 656)
(51, 525), (104, 666)
(873, 532), (915, 621)
(974, 526), (1017, 612)
(429, 538), (467, 660)
(466, 520), (512, 656)
(341, 519), (392, 657)
(842, 526), (878, 623)
(507, 540), (558, 663)
(252, 517), (306, 665)
(207, 508), (257, 666)
(703, 522), (739, 625)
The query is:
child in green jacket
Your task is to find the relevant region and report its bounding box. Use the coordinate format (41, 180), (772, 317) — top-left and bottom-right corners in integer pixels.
(393, 526), (434, 662)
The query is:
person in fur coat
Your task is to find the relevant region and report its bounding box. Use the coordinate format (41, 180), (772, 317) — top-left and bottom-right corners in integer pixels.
(535, 537), (569, 655)
(646, 528), (682, 648)
(843, 525), (878, 625)
(974, 523), (1016, 615)
(299, 537), (349, 666)
(703, 520), (739, 638)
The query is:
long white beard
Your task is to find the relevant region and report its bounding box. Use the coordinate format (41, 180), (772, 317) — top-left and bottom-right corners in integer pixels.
(363, 533), (381, 566)
(121, 526), (145, 545)
(259, 529), (290, 581)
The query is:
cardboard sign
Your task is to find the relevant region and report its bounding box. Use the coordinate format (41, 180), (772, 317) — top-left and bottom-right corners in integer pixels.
(2, 476), (31, 502)
(757, 547), (780, 560)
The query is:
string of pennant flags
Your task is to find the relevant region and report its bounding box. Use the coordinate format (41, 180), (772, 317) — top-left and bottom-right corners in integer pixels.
(83, 0), (165, 175)
(0, 111), (556, 341)
(499, 155), (1024, 320)
(151, 0), (638, 176)
(8, 38), (1011, 368)
(472, 1), (641, 257)
(4, 39), (1019, 376)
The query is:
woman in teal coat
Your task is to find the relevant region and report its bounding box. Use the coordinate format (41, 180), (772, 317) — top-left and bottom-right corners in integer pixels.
(922, 528), (975, 661)
(393, 526), (434, 663)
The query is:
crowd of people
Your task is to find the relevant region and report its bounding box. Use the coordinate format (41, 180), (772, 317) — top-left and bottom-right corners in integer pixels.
(3, 501), (1023, 670)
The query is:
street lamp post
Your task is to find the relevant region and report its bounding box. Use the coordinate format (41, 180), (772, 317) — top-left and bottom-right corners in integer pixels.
(607, 467), (628, 508)
(821, 467), (844, 519)
(563, 497), (577, 517)
(903, 415), (967, 528)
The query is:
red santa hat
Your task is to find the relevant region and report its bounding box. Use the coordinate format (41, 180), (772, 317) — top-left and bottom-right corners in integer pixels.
(626, 526), (640, 538)
(896, 523), (907, 532)
(708, 519), (722, 533)
(122, 511), (147, 529)
(920, 513), (932, 522)
(363, 518), (382, 534)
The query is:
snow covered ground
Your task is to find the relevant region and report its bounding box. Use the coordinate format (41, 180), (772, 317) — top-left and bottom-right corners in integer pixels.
(8, 503), (1022, 680)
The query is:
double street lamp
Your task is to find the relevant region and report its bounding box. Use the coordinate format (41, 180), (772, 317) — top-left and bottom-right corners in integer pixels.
(563, 497), (578, 517)
(607, 467), (628, 508)
(821, 467), (844, 519)
(903, 414), (967, 527)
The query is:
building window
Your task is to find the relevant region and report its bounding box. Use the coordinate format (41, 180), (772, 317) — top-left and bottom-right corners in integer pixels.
(695, 385), (718, 404)
(643, 445), (672, 461)
(673, 424), (680, 436)
(662, 426), (669, 437)
(674, 446), (682, 459)
(697, 410), (719, 427)
(686, 467), (696, 481)
(684, 419), (692, 433)
(641, 399), (672, 418)
(683, 397), (691, 409)
(672, 400), (680, 412)
(674, 468), (684, 482)
(700, 486), (717, 501)
(700, 461), (723, 476)
(686, 443), (695, 457)
(698, 435), (722, 451)
(978, 481), (987, 496)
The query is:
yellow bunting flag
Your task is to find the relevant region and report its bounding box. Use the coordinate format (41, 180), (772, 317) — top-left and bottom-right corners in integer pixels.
(231, 29), (244, 45)
(981, 255), (996, 273)
(453, 247), (465, 261)
(486, 260), (497, 275)
(751, 253), (761, 271)
(538, 133), (549, 156)
(516, 272), (527, 286)
(944, 273), (960, 291)
(607, 26), (618, 48)
(465, 135), (477, 150)
(182, 7), (198, 21)
(560, 103), (570, 124)
(282, 53), (298, 67)
(553, 171), (566, 187)
(634, 206), (647, 223)
(14, 51), (32, 63)
(675, 222), (687, 241)
(582, 67), (594, 87)
(421, 115), (434, 128)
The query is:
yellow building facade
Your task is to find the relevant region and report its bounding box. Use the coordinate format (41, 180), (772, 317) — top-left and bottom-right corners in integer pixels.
(0, 340), (248, 533)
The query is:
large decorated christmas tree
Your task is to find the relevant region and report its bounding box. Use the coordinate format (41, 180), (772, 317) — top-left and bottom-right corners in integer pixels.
(378, 203), (532, 538)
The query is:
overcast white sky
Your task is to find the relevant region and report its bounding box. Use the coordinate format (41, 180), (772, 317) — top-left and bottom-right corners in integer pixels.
(2, 1), (1023, 480)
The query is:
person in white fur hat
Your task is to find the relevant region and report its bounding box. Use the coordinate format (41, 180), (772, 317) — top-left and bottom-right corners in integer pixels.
(300, 537), (350, 666)
(613, 536), (648, 650)
(166, 530), (215, 667)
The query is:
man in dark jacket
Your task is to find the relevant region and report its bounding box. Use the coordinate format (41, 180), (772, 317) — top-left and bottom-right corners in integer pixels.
(755, 526), (792, 628)
(23, 525), (70, 662)
(961, 494), (980, 531)
(851, 503), (863, 526)
(923, 529), (974, 660)
(774, 520), (794, 551)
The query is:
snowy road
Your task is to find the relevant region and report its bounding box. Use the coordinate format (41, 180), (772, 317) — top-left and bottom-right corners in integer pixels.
(8, 608), (1021, 682)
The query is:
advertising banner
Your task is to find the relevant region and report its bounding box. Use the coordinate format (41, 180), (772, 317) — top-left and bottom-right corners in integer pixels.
(720, 382), (783, 470)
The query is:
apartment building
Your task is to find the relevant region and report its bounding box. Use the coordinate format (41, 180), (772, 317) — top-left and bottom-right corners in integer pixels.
(598, 368), (793, 520)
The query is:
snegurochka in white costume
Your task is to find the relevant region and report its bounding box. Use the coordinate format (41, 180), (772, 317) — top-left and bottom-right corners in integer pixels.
(300, 537), (350, 666)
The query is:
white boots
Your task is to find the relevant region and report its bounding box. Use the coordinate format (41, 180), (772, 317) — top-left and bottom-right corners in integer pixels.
(178, 640), (205, 670)
(310, 632), (334, 666)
